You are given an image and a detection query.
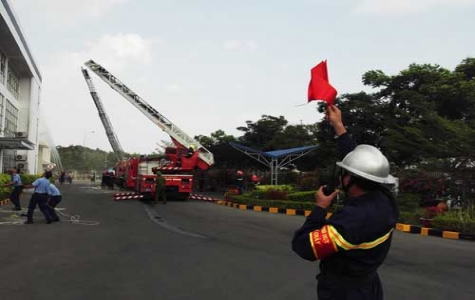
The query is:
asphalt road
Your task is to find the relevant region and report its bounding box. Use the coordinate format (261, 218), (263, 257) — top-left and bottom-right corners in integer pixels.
(0, 182), (474, 300)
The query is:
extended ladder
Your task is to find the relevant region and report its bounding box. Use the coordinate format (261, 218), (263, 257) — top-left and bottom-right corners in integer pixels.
(81, 67), (125, 161)
(83, 60), (214, 168)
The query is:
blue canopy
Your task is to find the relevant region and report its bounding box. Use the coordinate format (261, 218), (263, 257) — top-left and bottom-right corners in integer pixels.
(228, 142), (319, 185)
(229, 142), (318, 159)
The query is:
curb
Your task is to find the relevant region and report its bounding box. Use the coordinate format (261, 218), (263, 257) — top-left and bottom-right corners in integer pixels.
(216, 199), (474, 242)
(216, 200), (333, 219)
(395, 223), (475, 241)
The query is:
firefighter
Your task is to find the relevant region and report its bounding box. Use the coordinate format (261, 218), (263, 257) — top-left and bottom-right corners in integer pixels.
(186, 144), (195, 158)
(154, 171), (167, 204)
(3, 167), (24, 211)
(47, 182), (62, 222)
(23, 171), (55, 224)
(235, 170), (244, 195)
(291, 105), (398, 300)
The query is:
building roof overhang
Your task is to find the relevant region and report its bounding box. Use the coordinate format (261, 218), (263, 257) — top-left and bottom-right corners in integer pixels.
(0, 137), (35, 150)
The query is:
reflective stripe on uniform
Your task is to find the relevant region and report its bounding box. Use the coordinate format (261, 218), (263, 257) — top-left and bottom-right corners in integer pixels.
(309, 225), (393, 259)
(327, 225), (393, 251)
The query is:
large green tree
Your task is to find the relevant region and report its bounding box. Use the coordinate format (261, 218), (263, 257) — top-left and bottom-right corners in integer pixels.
(315, 58), (475, 170)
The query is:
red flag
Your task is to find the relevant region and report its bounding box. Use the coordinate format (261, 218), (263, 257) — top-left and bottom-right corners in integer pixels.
(308, 60), (337, 105)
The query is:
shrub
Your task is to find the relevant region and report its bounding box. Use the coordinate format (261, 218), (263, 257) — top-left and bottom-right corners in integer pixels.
(0, 174), (11, 196)
(398, 210), (422, 225)
(432, 211), (475, 234)
(287, 191), (316, 202)
(264, 190), (288, 200)
(227, 194), (343, 213)
(249, 185), (295, 200)
(20, 174), (41, 185)
(395, 193), (420, 212)
(255, 185), (295, 192)
(0, 173), (39, 199)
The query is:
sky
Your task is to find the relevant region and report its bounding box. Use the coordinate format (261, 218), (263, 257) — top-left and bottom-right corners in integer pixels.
(9, 0), (475, 154)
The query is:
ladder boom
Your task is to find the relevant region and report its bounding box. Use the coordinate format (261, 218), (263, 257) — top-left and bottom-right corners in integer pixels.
(81, 67), (125, 161)
(84, 60), (214, 168)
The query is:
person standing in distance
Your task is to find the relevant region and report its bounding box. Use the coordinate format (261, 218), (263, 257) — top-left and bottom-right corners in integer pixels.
(291, 105), (398, 300)
(3, 168), (24, 211)
(154, 171), (167, 204)
(23, 171), (54, 224)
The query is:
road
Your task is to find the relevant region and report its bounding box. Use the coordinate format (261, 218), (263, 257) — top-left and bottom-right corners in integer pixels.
(0, 182), (474, 300)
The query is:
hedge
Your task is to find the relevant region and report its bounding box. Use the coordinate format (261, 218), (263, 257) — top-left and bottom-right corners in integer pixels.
(228, 187), (475, 234)
(432, 211), (475, 234)
(227, 194), (342, 213)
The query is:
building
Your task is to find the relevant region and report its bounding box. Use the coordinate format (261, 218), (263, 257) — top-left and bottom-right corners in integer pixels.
(0, 0), (47, 174)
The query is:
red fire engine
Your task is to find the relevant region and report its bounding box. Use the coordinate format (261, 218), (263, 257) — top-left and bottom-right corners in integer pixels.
(82, 60), (214, 200)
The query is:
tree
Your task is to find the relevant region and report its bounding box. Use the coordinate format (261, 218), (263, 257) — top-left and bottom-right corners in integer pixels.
(237, 115), (288, 150)
(341, 58), (475, 169)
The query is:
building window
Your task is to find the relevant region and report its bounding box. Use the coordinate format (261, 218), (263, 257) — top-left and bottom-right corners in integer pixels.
(0, 49), (6, 84)
(0, 92), (4, 131)
(7, 65), (19, 99)
(4, 99), (18, 137)
(2, 150), (15, 173)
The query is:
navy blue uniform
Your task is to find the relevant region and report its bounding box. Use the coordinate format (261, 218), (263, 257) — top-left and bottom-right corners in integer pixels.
(47, 183), (62, 222)
(292, 133), (398, 300)
(26, 177), (53, 223)
(10, 173), (24, 210)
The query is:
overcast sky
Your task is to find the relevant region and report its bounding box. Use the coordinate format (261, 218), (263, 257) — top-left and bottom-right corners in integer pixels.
(10, 0), (475, 154)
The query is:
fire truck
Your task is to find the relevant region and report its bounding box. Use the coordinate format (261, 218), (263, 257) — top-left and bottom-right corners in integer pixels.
(82, 60), (214, 200)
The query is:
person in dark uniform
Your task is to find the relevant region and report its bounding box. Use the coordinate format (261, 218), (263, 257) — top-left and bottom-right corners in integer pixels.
(59, 171), (66, 185)
(154, 171), (167, 204)
(3, 168), (24, 211)
(23, 171), (55, 224)
(47, 182), (62, 222)
(291, 105), (398, 300)
(235, 170), (244, 195)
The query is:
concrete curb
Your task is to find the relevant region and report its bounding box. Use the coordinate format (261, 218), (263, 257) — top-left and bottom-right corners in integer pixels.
(216, 200), (474, 242)
(395, 223), (475, 241)
(216, 200), (334, 218)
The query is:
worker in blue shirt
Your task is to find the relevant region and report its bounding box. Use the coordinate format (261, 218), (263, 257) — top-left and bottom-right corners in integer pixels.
(3, 168), (24, 210)
(47, 183), (62, 222)
(23, 171), (54, 224)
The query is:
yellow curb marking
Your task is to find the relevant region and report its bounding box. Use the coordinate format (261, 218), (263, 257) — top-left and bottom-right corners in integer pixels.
(443, 231), (459, 239)
(219, 201), (467, 241)
(253, 206), (262, 212)
(395, 223), (411, 232)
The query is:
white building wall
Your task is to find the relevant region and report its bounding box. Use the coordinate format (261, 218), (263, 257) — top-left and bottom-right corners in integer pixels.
(0, 0), (43, 174)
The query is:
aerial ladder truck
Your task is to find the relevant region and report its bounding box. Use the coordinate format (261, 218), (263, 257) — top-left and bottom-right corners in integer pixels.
(81, 67), (128, 188)
(83, 59), (215, 200)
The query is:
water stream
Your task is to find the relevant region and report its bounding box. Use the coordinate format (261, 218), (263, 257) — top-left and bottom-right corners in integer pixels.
(39, 119), (63, 172)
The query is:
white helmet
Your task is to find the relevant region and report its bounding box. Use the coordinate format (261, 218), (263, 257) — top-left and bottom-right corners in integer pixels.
(336, 145), (395, 184)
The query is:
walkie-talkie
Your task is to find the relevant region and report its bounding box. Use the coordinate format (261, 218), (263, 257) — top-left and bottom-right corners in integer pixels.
(322, 184), (336, 196)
